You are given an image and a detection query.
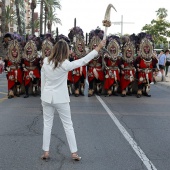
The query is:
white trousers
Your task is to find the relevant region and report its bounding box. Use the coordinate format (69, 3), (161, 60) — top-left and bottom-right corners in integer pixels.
(42, 101), (78, 153)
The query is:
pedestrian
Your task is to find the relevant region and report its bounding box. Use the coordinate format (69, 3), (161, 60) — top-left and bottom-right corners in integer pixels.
(40, 39), (106, 161)
(152, 50), (158, 69)
(158, 50), (166, 81)
(153, 68), (162, 83)
(165, 50), (170, 77)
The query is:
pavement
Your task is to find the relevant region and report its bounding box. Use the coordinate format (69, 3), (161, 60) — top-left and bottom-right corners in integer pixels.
(155, 74), (170, 89)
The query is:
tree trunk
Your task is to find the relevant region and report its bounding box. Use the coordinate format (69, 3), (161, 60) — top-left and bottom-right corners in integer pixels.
(5, 24), (9, 32)
(15, 0), (22, 35)
(39, 0), (43, 35)
(31, 7), (35, 35)
(1, 0), (6, 35)
(31, 1), (37, 35)
(47, 21), (51, 33)
(44, 12), (47, 34)
(44, 6), (48, 34)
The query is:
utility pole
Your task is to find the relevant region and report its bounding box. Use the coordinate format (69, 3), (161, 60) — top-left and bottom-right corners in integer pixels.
(112, 15), (134, 36)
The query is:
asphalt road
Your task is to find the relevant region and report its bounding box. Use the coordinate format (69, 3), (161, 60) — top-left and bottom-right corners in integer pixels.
(0, 73), (170, 170)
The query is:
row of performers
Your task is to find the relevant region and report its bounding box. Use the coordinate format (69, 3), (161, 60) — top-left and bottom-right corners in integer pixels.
(3, 28), (157, 99)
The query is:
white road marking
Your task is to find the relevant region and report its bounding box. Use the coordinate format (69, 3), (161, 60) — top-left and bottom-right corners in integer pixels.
(96, 95), (157, 170)
(0, 97), (8, 103)
(0, 91), (7, 95)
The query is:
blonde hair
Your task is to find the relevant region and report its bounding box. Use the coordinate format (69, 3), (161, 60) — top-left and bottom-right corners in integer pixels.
(48, 40), (69, 69)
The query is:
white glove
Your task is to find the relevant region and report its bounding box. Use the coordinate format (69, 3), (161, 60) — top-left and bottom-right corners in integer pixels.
(23, 68), (28, 71)
(6, 67), (10, 72)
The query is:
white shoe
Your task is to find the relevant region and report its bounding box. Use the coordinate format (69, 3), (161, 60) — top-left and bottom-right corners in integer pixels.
(150, 82), (154, 84)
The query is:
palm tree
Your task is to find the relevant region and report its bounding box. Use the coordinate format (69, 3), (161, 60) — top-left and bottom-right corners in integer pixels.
(4, 5), (15, 32)
(38, 0), (61, 34)
(39, 0), (44, 35)
(1, 0), (6, 35)
(15, 0), (22, 34)
(43, 0), (61, 33)
(156, 8), (168, 20)
(34, 19), (40, 32)
(27, 19), (40, 33)
(46, 9), (61, 33)
(44, 3), (48, 34)
(47, 0), (61, 34)
(47, 0), (61, 10)
(31, 0), (37, 35)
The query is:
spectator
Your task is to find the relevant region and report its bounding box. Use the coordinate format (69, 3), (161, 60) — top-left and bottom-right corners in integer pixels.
(152, 50), (159, 69)
(165, 50), (170, 77)
(153, 68), (162, 83)
(158, 50), (166, 81)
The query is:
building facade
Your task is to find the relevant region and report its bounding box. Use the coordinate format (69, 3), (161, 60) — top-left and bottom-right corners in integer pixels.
(0, 0), (31, 36)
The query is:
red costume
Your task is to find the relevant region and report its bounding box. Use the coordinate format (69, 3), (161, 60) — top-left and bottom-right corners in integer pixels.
(120, 62), (136, 93)
(103, 35), (121, 96)
(22, 40), (40, 98)
(136, 34), (155, 98)
(120, 36), (136, 97)
(88, 56), (104, 82)
(4, 39), (23, 98)
(87, 28), (104, 97)
(104, 60), (120, 90)
(68, 27), (87, 96)
(22, 58), (40, 86)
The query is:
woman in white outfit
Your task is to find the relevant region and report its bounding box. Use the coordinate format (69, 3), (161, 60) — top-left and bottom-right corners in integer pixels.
(41, 39), (106, 161)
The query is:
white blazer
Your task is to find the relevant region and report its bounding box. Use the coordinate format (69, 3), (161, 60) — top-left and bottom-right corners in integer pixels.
(41, 50), (98, 103)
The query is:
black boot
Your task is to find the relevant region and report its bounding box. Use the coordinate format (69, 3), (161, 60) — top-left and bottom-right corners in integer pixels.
(24, 94), (29, 98)
(143, 93), (151, 97)
(136, 94), (141, 98)
(24, 86), (29, 98)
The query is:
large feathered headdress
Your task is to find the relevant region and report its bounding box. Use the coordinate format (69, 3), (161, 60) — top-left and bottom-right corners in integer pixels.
(68, 26), (84, 43)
